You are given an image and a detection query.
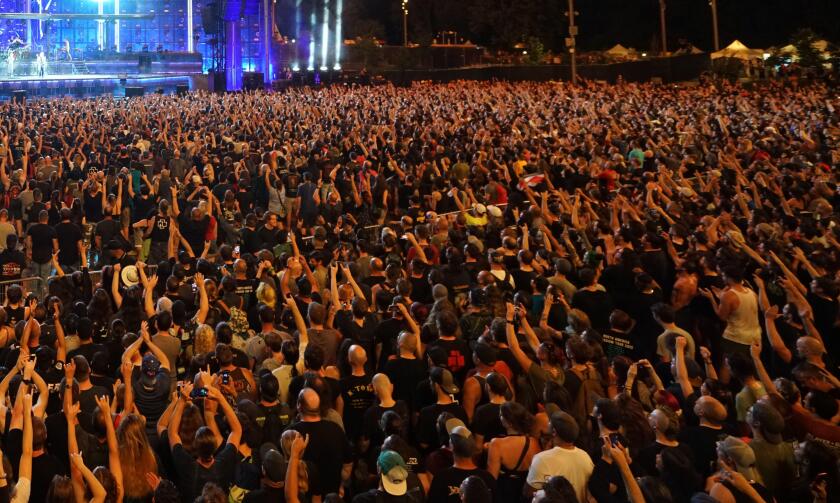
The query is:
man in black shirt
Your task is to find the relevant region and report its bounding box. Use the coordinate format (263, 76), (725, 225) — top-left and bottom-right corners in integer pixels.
(178, 206), (210, 257)
(427, 422), (497, 503)
(55, 208), (83, 272)
(571, 267), (614, 333)
(341, 345), (376, 443)
(257, 212), (283, 251)
(26, 210), (58, 296)
(416, 368), (468, 451)
(288, 388), (353, 497)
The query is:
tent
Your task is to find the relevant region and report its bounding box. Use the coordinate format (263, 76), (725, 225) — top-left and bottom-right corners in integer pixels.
(711, 40), (763, 60)
(605, 44), (631, 57)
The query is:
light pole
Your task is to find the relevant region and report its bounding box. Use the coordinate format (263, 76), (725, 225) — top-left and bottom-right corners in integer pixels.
(402, 0), (408, 47)
(709, 0), (719, 51)
(659, 0), (667, 54)
(566, 0), (577, 84)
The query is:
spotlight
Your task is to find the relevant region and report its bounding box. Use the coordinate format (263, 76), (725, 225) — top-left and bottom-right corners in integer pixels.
(333, 63), (341, 71)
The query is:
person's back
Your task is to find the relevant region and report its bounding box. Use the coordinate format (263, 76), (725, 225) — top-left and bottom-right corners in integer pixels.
(722, 286), (761, 346)
(750, 437), (795, 498)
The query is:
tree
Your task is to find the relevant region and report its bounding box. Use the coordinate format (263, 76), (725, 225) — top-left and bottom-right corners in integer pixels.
(790, 28), (823, 70)
(525, 37), (546, 65)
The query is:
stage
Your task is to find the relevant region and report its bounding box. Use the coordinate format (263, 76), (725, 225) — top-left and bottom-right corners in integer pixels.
(0, 73), (200, 99)
(0, 51), (205, 99)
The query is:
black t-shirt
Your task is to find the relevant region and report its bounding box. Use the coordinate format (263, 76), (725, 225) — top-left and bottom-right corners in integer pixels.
(471, 402), (505, 442)
(257, 225), (281, 250)
(132, 195), (156, 225)
(243, 485), (286, 503)
(172, 442), (239, 501)
(26, 222), (56, 264)
(240, 227), (263, 254)
(363, 401), (410, 447)
(288, 420), (353, 496)
(55, 221), (83, 265)
(337, 314), (378, 364)
(426, 338), (472, 384)
(178, 213), (210, 254)
(373, 317), (406, 369)
(7, 428), (64, 503)
(67, 343), (109, 368)
(571, 288), (614, 333)
(427, 466), (496, 503)
(0, 249), (26, 280)
(679, 425), (726, 478)
(340, 374), (376, 441)
(94, 218), (121, 249)
(383, 357), (428, 412)
(511, 268), (537, 293)
(416, 402), (468, 449)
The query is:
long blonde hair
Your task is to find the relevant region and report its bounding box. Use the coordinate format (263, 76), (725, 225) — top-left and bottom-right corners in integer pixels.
(116, 414), (158, 499)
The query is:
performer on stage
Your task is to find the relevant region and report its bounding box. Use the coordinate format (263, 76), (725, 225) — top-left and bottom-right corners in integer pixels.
(7, 51), (14, 77)
(36, 52), (47, 77)
(64, 39), (72, 61)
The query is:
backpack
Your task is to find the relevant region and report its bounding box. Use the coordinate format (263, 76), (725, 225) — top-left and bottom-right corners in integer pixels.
(569, 366), (606, 433)
(257, 402), (292, 446)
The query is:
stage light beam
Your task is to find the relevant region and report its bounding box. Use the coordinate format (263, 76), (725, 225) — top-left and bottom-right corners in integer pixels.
(334, 0), (342, 67)
(321, 0), (329, 70)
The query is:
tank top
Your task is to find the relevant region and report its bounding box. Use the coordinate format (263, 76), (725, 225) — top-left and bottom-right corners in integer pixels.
(149, 213), (170, 243)
(497, 436), (532, 502)
(722, 286), (761, 345)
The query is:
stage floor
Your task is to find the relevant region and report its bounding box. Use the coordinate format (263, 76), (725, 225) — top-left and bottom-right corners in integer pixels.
(0, 72), (192, 83)
(0, 72), (199, 99)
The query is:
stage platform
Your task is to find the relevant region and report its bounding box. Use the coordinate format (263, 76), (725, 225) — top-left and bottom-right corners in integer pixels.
(0, 73), (200, 99)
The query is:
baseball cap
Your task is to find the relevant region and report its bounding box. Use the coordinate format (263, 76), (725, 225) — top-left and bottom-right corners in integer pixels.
(378, 450), (408, 496)
(718, 436), (758, 478)
(487, 205), (502, 218)
(141, 354), (161, 386)
(473, 203), (487, 215)
(259, 443), (287, 483)
(430, 367), (460, 395)
(749, 402), (784, 444)
(445, 417), (472, 438)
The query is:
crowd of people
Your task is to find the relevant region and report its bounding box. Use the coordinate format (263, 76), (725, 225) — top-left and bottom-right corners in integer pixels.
(0, 76), (835, 503)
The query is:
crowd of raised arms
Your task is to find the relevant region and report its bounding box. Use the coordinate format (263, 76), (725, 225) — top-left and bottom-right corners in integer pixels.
(0, 77), (835, 503)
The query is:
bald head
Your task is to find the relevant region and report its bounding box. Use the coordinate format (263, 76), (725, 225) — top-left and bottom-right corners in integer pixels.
(349, 344), (367, 368)
(694, 396), (727, 425)
(372, 373), (393, 399)
(297, 387), (321, 418)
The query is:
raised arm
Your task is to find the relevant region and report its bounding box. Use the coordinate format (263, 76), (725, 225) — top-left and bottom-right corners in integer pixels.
(504, 303), (535, 373)
(674, 336), (694, 399)
(285, 434), (309, 503)
(285, 295), (308, 375)
(94, 395), (123, 503)
(396, 303), (423, 358)
(111, 264), (124, 308)
(143, 274), (158, 318)
(140, 322), (170, 372)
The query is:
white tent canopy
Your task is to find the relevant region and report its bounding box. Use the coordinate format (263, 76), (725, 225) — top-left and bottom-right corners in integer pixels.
(712, 40), (763, 60)
(605, 44), (632, 57)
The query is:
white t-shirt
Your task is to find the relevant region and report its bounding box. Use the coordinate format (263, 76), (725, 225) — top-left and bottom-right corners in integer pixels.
(11, 477), (30, 503)
(527, 446), (594, 503)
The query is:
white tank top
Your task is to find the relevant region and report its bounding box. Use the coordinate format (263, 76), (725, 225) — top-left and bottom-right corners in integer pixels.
(722, 286), (761, 345)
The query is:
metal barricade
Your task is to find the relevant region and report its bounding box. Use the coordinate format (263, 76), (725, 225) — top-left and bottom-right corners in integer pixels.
(0, 277), (44, 304)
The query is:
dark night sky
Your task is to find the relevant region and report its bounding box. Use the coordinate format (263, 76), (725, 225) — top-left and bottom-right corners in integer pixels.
(346, 0), (840, 51)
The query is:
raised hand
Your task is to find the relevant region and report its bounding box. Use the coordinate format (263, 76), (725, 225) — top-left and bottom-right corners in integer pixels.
(290, 433), (310, 457)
